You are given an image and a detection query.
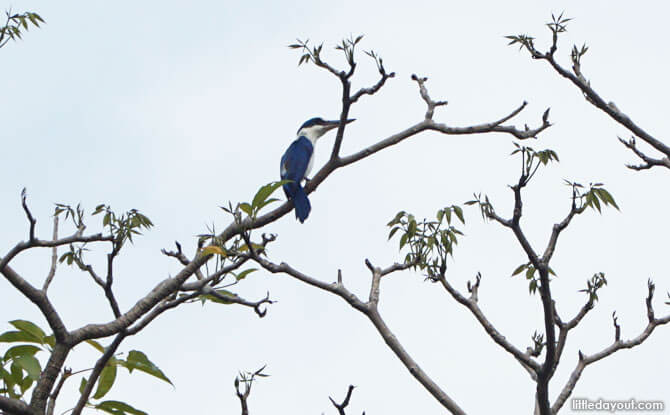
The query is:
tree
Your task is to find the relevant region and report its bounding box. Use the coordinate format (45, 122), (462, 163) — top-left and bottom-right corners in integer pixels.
(1, 7), (668, 415)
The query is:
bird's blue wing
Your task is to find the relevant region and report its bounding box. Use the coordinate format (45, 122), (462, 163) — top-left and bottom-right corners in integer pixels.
(280, 137), (313, 197)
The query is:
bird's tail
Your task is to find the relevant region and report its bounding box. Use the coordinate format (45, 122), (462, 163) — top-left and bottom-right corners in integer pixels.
(293, 185), (311, 223)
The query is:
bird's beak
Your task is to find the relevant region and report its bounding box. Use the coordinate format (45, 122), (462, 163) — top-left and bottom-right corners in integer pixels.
(324, 118), (356, 132)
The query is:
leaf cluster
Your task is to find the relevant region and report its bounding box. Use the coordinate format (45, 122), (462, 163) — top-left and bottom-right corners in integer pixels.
(0, 318), (171, 414)
(571, 43), (589, 67)
(510, 142), (559, 186)
(511, 262), (556, 295)
(232, 180), (290, 221)
(288, 38), (323, 66)
(0, 10), (44, 49)
(387, 206), (465, 279)
(82, 346), (172, 400)
(92, 204), (154, 248)
(234, 365), (269, 389)
(529, 331), (545, 357)
(0, 320), (51, 399)
(290, 34), (381, 71)
(578, 272), (608, 302)
(80, 344), (171, 415)
(546, 12), (572, 35)
(564, 180), (619, 213)
(504, 34), (536, 51)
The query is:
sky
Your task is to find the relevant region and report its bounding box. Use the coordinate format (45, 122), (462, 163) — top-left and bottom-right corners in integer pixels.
(1, 1), (669, 414)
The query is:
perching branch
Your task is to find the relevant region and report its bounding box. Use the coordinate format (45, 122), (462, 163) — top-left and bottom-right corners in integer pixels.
(0, 34), (561, 415)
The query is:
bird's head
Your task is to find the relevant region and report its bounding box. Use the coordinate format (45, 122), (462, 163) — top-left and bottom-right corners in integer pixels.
(296, 117), (355, 142)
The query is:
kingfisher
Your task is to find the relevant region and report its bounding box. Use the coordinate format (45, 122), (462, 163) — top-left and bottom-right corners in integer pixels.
(280, 117), (355, 223)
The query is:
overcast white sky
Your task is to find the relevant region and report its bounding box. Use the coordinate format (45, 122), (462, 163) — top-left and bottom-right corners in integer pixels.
(1, 1), (669, 414)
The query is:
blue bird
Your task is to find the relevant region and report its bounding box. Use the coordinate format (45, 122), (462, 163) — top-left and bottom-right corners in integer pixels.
(280, 117), (355, 223)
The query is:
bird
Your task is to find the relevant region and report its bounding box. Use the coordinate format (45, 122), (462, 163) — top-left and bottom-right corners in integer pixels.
(280, 117), (355, 223)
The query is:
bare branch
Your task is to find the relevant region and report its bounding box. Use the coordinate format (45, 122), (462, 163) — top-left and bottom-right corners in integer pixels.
(162, 241), (205, 280)
(42, 215), (60, 291)
(411, 74), (448, 120)
(21, 188), (37, 242)
(126, 294), (197, 335)
(551, 283), (670, 413)
(350, 70), (395, 103)
(0, 232), (113, 271)
(438, 273), (541, 373)
(250, 252), (466, 415)
(365, 307), (467, 415)
(30, 343), (70, 413)
(46, 367), (71, 415)
(541, 191), (586, 263)
(0, 396), (35, 415)
(618, 136), (670, 171)
(516, 33), (670, 169)
(553, 298), (594, 365)
(1, 264), (68, 341)
(233, 366), (268, 415)
(329, 385), (361, 415)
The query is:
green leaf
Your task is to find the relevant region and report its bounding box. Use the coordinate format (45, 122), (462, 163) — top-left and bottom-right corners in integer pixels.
(591, 191), (602, 212)
(43, 335), (55, 348)
(201, 289), (237, 305)
(19, 375), (33, 394)
(79, 377), (88, 394)
(256, 197), (280, 211)
(252, 181), (288, 210)
(408, 219), (417, 237)
(124, 350), (172, 385)
(10, 320), (46, 343)
(453, 206), (465, 224)
(96, 400), (148, 415)
(10, 362), (23, 385)
(93, 360), (117, 399)
(387, 211), (405, 226)
(4, 345), (40, 361)
(387, 226), (400, 240)
(511, 263), (527, 277)
(399, 233), (408, 250)
(235, 268), (257, 281)
(0, 331), (42, 344)
(86, 339), (106, 353)
(14, 355), (41, 380)
(239, 203), (252, 216)
(525, 267), (536, 280)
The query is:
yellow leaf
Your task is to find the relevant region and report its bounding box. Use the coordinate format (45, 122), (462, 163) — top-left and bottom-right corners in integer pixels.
(201, 246), (226, 257)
